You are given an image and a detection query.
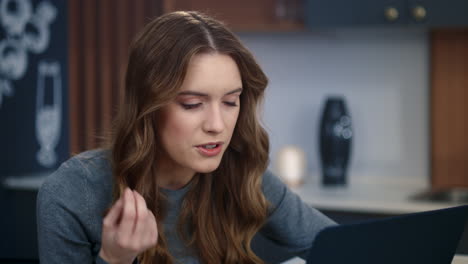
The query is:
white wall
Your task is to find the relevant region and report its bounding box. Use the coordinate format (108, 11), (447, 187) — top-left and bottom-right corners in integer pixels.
(239, 28), (429, 182)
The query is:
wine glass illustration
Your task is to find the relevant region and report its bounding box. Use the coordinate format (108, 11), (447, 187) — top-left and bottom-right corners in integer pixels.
(35, 60), (61, 168)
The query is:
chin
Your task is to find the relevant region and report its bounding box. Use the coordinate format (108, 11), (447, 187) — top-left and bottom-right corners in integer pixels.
(194, 160), (222, 173)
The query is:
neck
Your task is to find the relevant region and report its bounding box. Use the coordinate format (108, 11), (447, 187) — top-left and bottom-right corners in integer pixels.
(155, 164), (196, 191)
(159, 176), (194, 190)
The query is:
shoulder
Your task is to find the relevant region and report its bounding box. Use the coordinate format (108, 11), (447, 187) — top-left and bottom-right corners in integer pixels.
(261, 169), (285, 191)
(37, 149), (113, 250)
(37, 148), (113, 217)
(40, 149), (112, 193)
(259, 170), (336, 251)
(261, 170), (289, 209)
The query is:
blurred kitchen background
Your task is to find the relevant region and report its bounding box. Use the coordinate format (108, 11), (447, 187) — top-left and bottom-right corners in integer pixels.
(0, 0), (467, 263)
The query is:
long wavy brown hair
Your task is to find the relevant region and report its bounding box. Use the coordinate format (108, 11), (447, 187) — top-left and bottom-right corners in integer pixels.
(110, 11), (270, 263)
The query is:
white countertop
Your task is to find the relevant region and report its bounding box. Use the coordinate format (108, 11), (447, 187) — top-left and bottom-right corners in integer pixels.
(288, 174), (464, 215)
(281, 255), (468, 264)
(2, 172), (51, 191)
(4, 172), (464, 214)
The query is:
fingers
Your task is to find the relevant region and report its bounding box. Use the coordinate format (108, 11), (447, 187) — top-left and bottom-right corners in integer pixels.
(107, 188), (158, 252)
(103, 197), (123, 229)
(132, 190), (148, 238)
(100, 188), (158, 263)
(119, 188), (137, 239)
(146, 210), (159, 245)
(132, 191), (158, 247)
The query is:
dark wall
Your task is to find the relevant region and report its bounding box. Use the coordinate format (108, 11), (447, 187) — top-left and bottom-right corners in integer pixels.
(0, 0), (68, 262)
(0, 0), (69, 175)
(0, 188), (38, 262)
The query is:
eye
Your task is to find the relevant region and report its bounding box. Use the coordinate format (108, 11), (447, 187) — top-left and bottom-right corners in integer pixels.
(180, 103), (202, 110)
(224, 101), (238, 107)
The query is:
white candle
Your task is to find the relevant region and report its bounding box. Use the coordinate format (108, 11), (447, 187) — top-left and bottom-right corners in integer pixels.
(276, 145), (307, 187)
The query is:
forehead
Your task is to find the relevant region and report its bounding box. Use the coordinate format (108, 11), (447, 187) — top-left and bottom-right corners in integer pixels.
(179, 52), (242, 94)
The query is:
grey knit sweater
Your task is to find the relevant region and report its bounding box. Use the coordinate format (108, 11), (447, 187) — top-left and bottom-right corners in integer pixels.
(37, 149), (335, 263)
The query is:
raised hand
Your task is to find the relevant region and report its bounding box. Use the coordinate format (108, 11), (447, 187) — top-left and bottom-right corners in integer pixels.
(99, 188), (158, 264)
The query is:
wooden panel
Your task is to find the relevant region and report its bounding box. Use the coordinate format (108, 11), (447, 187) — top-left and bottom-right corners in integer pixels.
(430, 29), (468, 188)
(115, 0), (131, 108)
(68, 1), (161, 154)
(83, 0), (98, 149)
(98, 0), (114, 142)
(68, 0), (82, 154)
(134, 0), (147, 31)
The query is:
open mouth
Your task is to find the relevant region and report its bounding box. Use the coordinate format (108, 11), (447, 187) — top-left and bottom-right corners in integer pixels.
(196, 142), (223, 156)
(201, 144), (219, 149)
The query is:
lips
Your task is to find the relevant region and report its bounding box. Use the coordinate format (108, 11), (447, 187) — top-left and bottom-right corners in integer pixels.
(196, 142), (223, 157)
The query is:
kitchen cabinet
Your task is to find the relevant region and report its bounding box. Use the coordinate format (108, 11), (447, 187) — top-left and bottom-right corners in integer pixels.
(163, 0), (468, 31)
(306, 0), (468, 27)
(407, 0), (468, 27)
(430, 29), (468, 189)
(162, 0), (304, 31)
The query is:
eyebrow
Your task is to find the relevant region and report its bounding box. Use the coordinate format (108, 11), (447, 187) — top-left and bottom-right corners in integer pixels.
(178, 88), (243, 97)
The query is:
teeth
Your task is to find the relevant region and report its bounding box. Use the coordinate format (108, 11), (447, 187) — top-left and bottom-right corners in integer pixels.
(204, 144), (217, 149)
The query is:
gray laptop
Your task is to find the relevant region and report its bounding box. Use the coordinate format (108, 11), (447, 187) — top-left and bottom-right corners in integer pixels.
(306, 205), (468, 264)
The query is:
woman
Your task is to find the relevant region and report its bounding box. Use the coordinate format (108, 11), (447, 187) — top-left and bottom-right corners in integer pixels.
(37, 11), (335, 264)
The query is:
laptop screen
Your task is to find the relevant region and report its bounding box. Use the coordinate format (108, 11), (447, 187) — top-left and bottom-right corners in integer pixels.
(307, 205), (468, 264)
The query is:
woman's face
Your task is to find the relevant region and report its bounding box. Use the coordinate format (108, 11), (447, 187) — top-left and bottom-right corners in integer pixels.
(158, 53), (242, 177)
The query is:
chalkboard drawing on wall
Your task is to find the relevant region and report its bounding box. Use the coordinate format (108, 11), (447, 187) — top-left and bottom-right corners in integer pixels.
(0, 0), (68, 178)
(36, 60), (61, 167)
(0, 0), (57, 107)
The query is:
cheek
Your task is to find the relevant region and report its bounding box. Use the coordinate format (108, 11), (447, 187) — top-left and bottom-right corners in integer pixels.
(163, 112), (197, 142)
(227, 109), (240, 130)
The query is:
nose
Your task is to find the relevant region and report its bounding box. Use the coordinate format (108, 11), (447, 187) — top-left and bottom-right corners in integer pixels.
(202, 104), (225, 134)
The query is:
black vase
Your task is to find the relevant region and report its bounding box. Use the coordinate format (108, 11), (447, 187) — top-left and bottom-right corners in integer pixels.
(319, 96), (352, 186)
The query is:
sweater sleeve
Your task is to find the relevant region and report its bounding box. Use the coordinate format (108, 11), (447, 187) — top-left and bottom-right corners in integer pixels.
(260, 170), (337, 257)
(36, 158), (105, 264)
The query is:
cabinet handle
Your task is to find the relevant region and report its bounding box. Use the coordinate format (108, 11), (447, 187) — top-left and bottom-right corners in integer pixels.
(412, 5), (427, 21)
(275, 0), (287, 19)
(384, 7), (399, 22)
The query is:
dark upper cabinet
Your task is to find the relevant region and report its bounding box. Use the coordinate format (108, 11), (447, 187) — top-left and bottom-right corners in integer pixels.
(163, 0), (304, 31)
(163, 0), (468, 30)
(306, 0), (468, 28)
(407, 0), (468, 27)
(306, 0), (408, 27)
